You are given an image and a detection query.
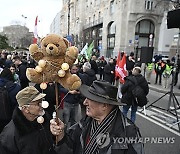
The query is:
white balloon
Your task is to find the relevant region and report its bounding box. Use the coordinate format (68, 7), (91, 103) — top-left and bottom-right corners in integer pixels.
(40, 82), (47, 90)
(37, 116), (44, 124)
(61, 63), (69, 71)
(35, 66), (42, 73)
(42, 101), (49, 108)
(38, 60), (46, 67)
(58, 70), (65, 77)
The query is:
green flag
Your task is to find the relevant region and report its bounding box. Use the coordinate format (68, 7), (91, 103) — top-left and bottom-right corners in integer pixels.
(86, 41), (94, 60)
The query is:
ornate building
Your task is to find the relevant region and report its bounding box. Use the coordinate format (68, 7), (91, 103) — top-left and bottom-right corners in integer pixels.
(59, 0), (172, 58)
(1, 25), (33, 49)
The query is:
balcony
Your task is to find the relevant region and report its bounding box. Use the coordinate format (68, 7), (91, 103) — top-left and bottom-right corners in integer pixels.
(84, 18), (103, 29)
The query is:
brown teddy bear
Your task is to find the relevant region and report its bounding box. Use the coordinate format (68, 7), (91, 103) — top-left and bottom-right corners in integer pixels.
(26, 34), (81, 90)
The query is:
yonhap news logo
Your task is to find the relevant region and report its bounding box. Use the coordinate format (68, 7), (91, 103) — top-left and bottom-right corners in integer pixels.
(96, 133), (175, 147)
(96, 132), (110, 148)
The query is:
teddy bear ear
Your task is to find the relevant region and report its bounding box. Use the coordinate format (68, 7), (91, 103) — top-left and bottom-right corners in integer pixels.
(63, 38), (70, 48)
(40, 37), (45, 42)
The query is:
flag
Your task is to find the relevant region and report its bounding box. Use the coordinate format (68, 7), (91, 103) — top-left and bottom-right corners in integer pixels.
(80, 43), (88, 55)
(86, 41), (94, 60)
(33, 16), (38, 44)
(115, 53), (127, 84)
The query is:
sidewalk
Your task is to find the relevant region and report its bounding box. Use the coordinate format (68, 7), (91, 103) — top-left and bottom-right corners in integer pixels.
(147, 72), (180, 96)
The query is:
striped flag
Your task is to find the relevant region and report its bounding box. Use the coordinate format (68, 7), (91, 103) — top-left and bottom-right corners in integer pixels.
(33, 16), (38, 44)
(86, 41), (94, 60)
(115, 52), (127, 84)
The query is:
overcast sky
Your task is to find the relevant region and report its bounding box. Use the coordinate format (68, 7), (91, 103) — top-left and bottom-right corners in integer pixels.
(0, 0), (62, 37)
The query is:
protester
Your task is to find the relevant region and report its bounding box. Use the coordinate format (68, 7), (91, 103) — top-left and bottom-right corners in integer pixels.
(154, 59), (165, 85)
(81, 62), (97, 86)
(162, 59), (172, 89)
(0, 68), (21, 132)
(126, 52), (135, 76)
(121, 67), (149, 123)
(10, 64), (20, 85)
(174, 55), (180, 86)
(0, 86), (56, 154)
(13, 56), (29, 89)
(50, 80), (144, 154)
(97, 56), (107, 80)
(146, 61), (154, 84)
(90, 55), (98, 74)
(60, 64), (82, 128)
(104, 58), (115, 84)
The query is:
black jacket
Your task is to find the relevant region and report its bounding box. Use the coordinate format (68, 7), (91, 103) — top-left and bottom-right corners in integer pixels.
(55, 108), (144, 154)
(0, 107), (56, 154)
(81, 69), (97, 86)
(121, 74), (149, 106)
(104, 63), (115, 84)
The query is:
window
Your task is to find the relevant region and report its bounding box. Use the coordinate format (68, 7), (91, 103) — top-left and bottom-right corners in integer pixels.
(145, 0), (153, 10)
(108, 22), (116, 34)
(107, 22), (115, 57)
(110, 0), (115, 14)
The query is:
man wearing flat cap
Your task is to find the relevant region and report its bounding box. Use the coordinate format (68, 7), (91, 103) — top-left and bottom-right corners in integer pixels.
(0, 86), (56, 154)
(50, 80), (144, 154)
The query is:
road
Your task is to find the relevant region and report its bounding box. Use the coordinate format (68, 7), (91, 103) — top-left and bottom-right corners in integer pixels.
(135, 89), (180, 154)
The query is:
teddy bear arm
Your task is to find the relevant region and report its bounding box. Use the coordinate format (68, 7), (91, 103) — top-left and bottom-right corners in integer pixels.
(31, 51), (44, 61)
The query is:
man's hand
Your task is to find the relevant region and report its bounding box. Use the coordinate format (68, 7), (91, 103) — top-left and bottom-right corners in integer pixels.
(50, 118), (65, 142)
(69, 90), (80, 94)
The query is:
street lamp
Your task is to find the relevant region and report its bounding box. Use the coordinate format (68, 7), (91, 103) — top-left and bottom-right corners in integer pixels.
(67, 0), (70, 35)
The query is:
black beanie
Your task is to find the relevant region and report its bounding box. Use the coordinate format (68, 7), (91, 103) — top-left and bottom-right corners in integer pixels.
(0, 67), (14, 81)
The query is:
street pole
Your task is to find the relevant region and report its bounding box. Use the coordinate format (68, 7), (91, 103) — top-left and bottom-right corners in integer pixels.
(68, 0), (70, 36)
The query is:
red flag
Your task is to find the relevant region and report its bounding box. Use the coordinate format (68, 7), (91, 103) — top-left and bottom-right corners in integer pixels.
(115, 53), (127, 84)
(33, 16), (38, 44)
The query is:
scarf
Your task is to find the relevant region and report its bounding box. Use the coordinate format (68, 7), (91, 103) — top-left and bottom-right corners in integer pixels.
(84, 107), (118, 154)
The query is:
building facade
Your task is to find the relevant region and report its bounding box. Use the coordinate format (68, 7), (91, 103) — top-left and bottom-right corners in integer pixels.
(50, 12), (61, 35)
(58, 0), (173, 58)
(1, 25), (33, 49)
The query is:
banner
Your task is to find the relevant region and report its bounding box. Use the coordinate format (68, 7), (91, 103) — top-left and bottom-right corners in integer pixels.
(86, 41), (94, 60)
(33, 16), (38, 44)
(115, 52), (127, 84)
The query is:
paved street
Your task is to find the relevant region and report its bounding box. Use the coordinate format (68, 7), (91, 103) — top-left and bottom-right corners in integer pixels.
(135, 72), (180, 154)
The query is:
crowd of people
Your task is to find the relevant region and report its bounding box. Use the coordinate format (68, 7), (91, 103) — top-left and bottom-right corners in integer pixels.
(0, 48), (179, 154)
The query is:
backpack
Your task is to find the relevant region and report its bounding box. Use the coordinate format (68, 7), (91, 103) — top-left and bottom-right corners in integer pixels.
(130, 77), (148, 107)
(0, 84), (12, 120)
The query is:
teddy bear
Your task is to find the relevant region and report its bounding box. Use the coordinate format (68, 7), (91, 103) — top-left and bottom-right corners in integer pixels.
(26, 34), (81, 90)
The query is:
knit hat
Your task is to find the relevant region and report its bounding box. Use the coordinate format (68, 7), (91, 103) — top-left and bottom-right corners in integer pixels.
(0, 67), (14, 81)
(16, 86), (46, 107)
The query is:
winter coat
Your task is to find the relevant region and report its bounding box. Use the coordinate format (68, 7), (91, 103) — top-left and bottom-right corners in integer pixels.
(0, 107), (56, 154)
(17, 62), (29, 88)
(121, 74), (149, 106)
(81, 69), (97, 86)
(55, 108), (144, 154)
(0, 78), (21, 112)
(90, 60), (98, 74)
(104, 63), (115, 84)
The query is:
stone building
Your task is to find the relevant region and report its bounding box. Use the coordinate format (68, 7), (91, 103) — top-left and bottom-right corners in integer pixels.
(1, 25), (34, 49)
(57, 0), (173, 58)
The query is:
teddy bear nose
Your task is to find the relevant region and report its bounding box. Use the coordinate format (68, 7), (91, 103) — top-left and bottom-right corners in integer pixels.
(49, 46), (53, 50)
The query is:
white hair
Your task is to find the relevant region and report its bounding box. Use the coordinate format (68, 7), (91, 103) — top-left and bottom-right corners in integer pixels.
(83, 62), (91, 71)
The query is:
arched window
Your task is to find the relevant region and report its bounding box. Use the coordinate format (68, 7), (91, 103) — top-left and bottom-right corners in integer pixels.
(107, 22), (116, 57)
(135, 19), (155, 59)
